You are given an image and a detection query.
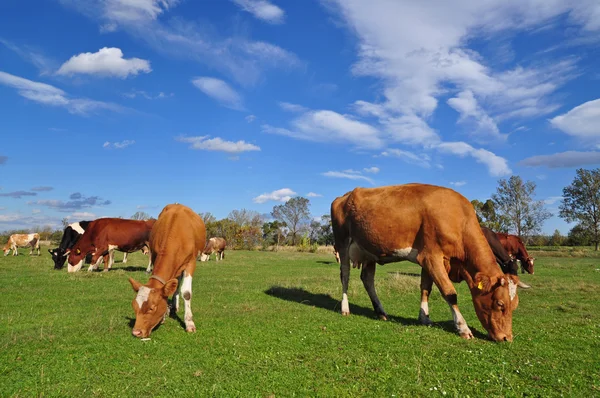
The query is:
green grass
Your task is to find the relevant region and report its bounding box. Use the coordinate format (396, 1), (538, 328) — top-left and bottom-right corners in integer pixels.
(1, 248), (599, 397)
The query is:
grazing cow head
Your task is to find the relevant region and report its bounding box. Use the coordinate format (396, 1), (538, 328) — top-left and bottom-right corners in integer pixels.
(128, 277), (178, 338)
(2, 244), (10, 256)
(471, 273), (520, 342)
(522, 257), (535, 274)
(49, 248), (67, 269)
(65, 247), (87, 272)
(199, 253), (209, 261)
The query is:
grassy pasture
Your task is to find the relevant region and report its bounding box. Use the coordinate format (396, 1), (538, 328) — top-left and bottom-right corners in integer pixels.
(1, 248), (599, 397)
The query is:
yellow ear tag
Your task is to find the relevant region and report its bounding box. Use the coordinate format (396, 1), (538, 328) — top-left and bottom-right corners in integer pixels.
(76, 248), (81, 254)
(477, 281), (484, 290)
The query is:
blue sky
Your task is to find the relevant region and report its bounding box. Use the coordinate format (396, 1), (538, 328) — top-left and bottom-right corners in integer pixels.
(1, 0), (600, 234)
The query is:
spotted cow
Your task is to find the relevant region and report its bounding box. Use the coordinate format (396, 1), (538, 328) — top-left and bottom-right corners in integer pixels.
(3, 233), (40, 256)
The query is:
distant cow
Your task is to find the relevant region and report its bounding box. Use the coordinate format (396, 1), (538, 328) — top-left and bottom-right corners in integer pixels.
(66, 218), (154, 273)
(3, 233), (40, 256)
(129, 203), (206, 338)
(482, 227), (531, 289)
(496, 233), (535, 274)
(49, 221), (92, 269)
(200, 237), (226, 261)
(332, 184), (520, 342)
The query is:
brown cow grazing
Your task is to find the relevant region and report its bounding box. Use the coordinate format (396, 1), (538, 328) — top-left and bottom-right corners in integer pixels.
(199, 237), (226, 262)
(496, 233), (535, 274)
(128, 203), (206, 338)
(3, 233), (41, 256)
(65, 218), (154, 273)
(482, 227), (531, 289)
(332, 184), (520, 342)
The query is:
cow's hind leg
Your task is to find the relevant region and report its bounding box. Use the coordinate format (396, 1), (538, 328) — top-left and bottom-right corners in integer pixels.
(421, 254), (473, 339)
(181, 269), (196, 332)
(105, 249), (115, 271)
(339, 244), (351, 316)
(418, 268), (433, 326)
(360, 261), (388, 320)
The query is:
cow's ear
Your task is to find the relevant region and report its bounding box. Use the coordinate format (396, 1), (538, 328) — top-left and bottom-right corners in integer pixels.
(474, 273), (492, 293)
(162, 278), (178, 297)
(129, 277), (142, 292)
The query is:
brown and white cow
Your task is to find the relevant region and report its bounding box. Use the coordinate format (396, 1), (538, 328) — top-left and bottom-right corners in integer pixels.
(496, 233), (535, 274)
(3, 233), (40, 256)
(199, 237), (226, 261)
(128, 203), (206, 338)
(332, 184), (520, 342)
(66, 218), (154, 273)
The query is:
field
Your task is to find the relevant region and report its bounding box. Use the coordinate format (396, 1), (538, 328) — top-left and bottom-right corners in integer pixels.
(1, 248), (599, 397)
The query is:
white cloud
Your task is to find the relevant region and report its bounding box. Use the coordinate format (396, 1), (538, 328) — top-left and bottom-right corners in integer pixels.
(177, 136), (260, 153)
(363, 167), (379, 174)
(322, 170), (374, 185)
(449, 181), (467, 187)
(232, 0), (285, 24)
(436, 142), (512, 176)
(263, 110), (383, 149)
(0, 70), (123, 115)
(279, 102), (307, 113)
(192, 77), (244, 110)
(32, 209), (42, 214)
(447, 90), (505, 141)
(103, 140), (135, 149)
(549, 98), (600, 140)
(306, 192), (322, 197)
(520, 151), (600, 168)
(381, 148), (432, 168)
(123, 89), (173, 99)
(245, 115), (256, 123)
(253, 188), (296, 203)
(0, 39), (56, 75)
(57, 47), (151, 78)
(59, 1), (300, 86)
(69, 211), (96, 219)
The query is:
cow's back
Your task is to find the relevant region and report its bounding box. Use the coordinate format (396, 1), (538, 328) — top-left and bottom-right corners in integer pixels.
(343, 184), (479, 259)
(151, 204), (206, 271)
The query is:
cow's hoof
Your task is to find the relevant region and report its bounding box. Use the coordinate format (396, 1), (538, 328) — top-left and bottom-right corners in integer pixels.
(378, 314), (388, 321)
(186, 325), (196, 333)
(419, 316), (432, 326)
(459, 330), (474, 340)
(341, 311), (350, 316)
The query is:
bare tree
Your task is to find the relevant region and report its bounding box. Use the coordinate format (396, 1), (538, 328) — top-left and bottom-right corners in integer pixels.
(198, 212), (217, 225)
(61, 218), (69, 229)
(271, 197), (310, 245)
(492, 175), (552, 238)
(131, 211), (151, 220)
(559, 168), (600, 251)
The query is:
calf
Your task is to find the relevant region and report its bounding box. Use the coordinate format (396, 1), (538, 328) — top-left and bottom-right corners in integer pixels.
(3, 233), (40, 256)
(66, 218), (154, 273)
(129, 203), (206, 338)
(199, 237), (226, 261)
(49, 221), (92, 269)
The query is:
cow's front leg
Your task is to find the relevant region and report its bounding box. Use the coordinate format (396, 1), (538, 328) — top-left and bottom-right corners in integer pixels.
(171, 274), (183, 317)
(422, 254), (473, 339)
(418, 268), (433, 326)
(339, 246), (351, 316)
(145, 249), (153, 273)
(360, 262), (387, 320)
(104, 249), (115, 271)
(181, 271), (196, 332)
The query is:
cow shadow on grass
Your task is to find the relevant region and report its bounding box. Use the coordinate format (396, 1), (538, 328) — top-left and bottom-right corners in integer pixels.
(264, 286), (489, 339)
(316, 261), (336, 265)
(387, 271), (421, 278)
(118, 266), (148, 272)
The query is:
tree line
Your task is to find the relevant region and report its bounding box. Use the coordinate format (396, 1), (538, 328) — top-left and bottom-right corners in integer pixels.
(3, 168), (600, 250)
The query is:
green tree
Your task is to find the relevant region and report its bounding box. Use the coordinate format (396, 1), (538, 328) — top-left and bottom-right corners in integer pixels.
(271, 197), (310, 246)
(492, 175), (552, 238)
(262, 221), (287, 250)
(471, 199), (510, 232)
(559, 168), (600, 251)
(131, 211), (151, 220)
(549, 229), (564, 247)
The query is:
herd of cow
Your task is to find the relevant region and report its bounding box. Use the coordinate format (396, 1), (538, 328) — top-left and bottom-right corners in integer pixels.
(2, 183), (536, 342)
